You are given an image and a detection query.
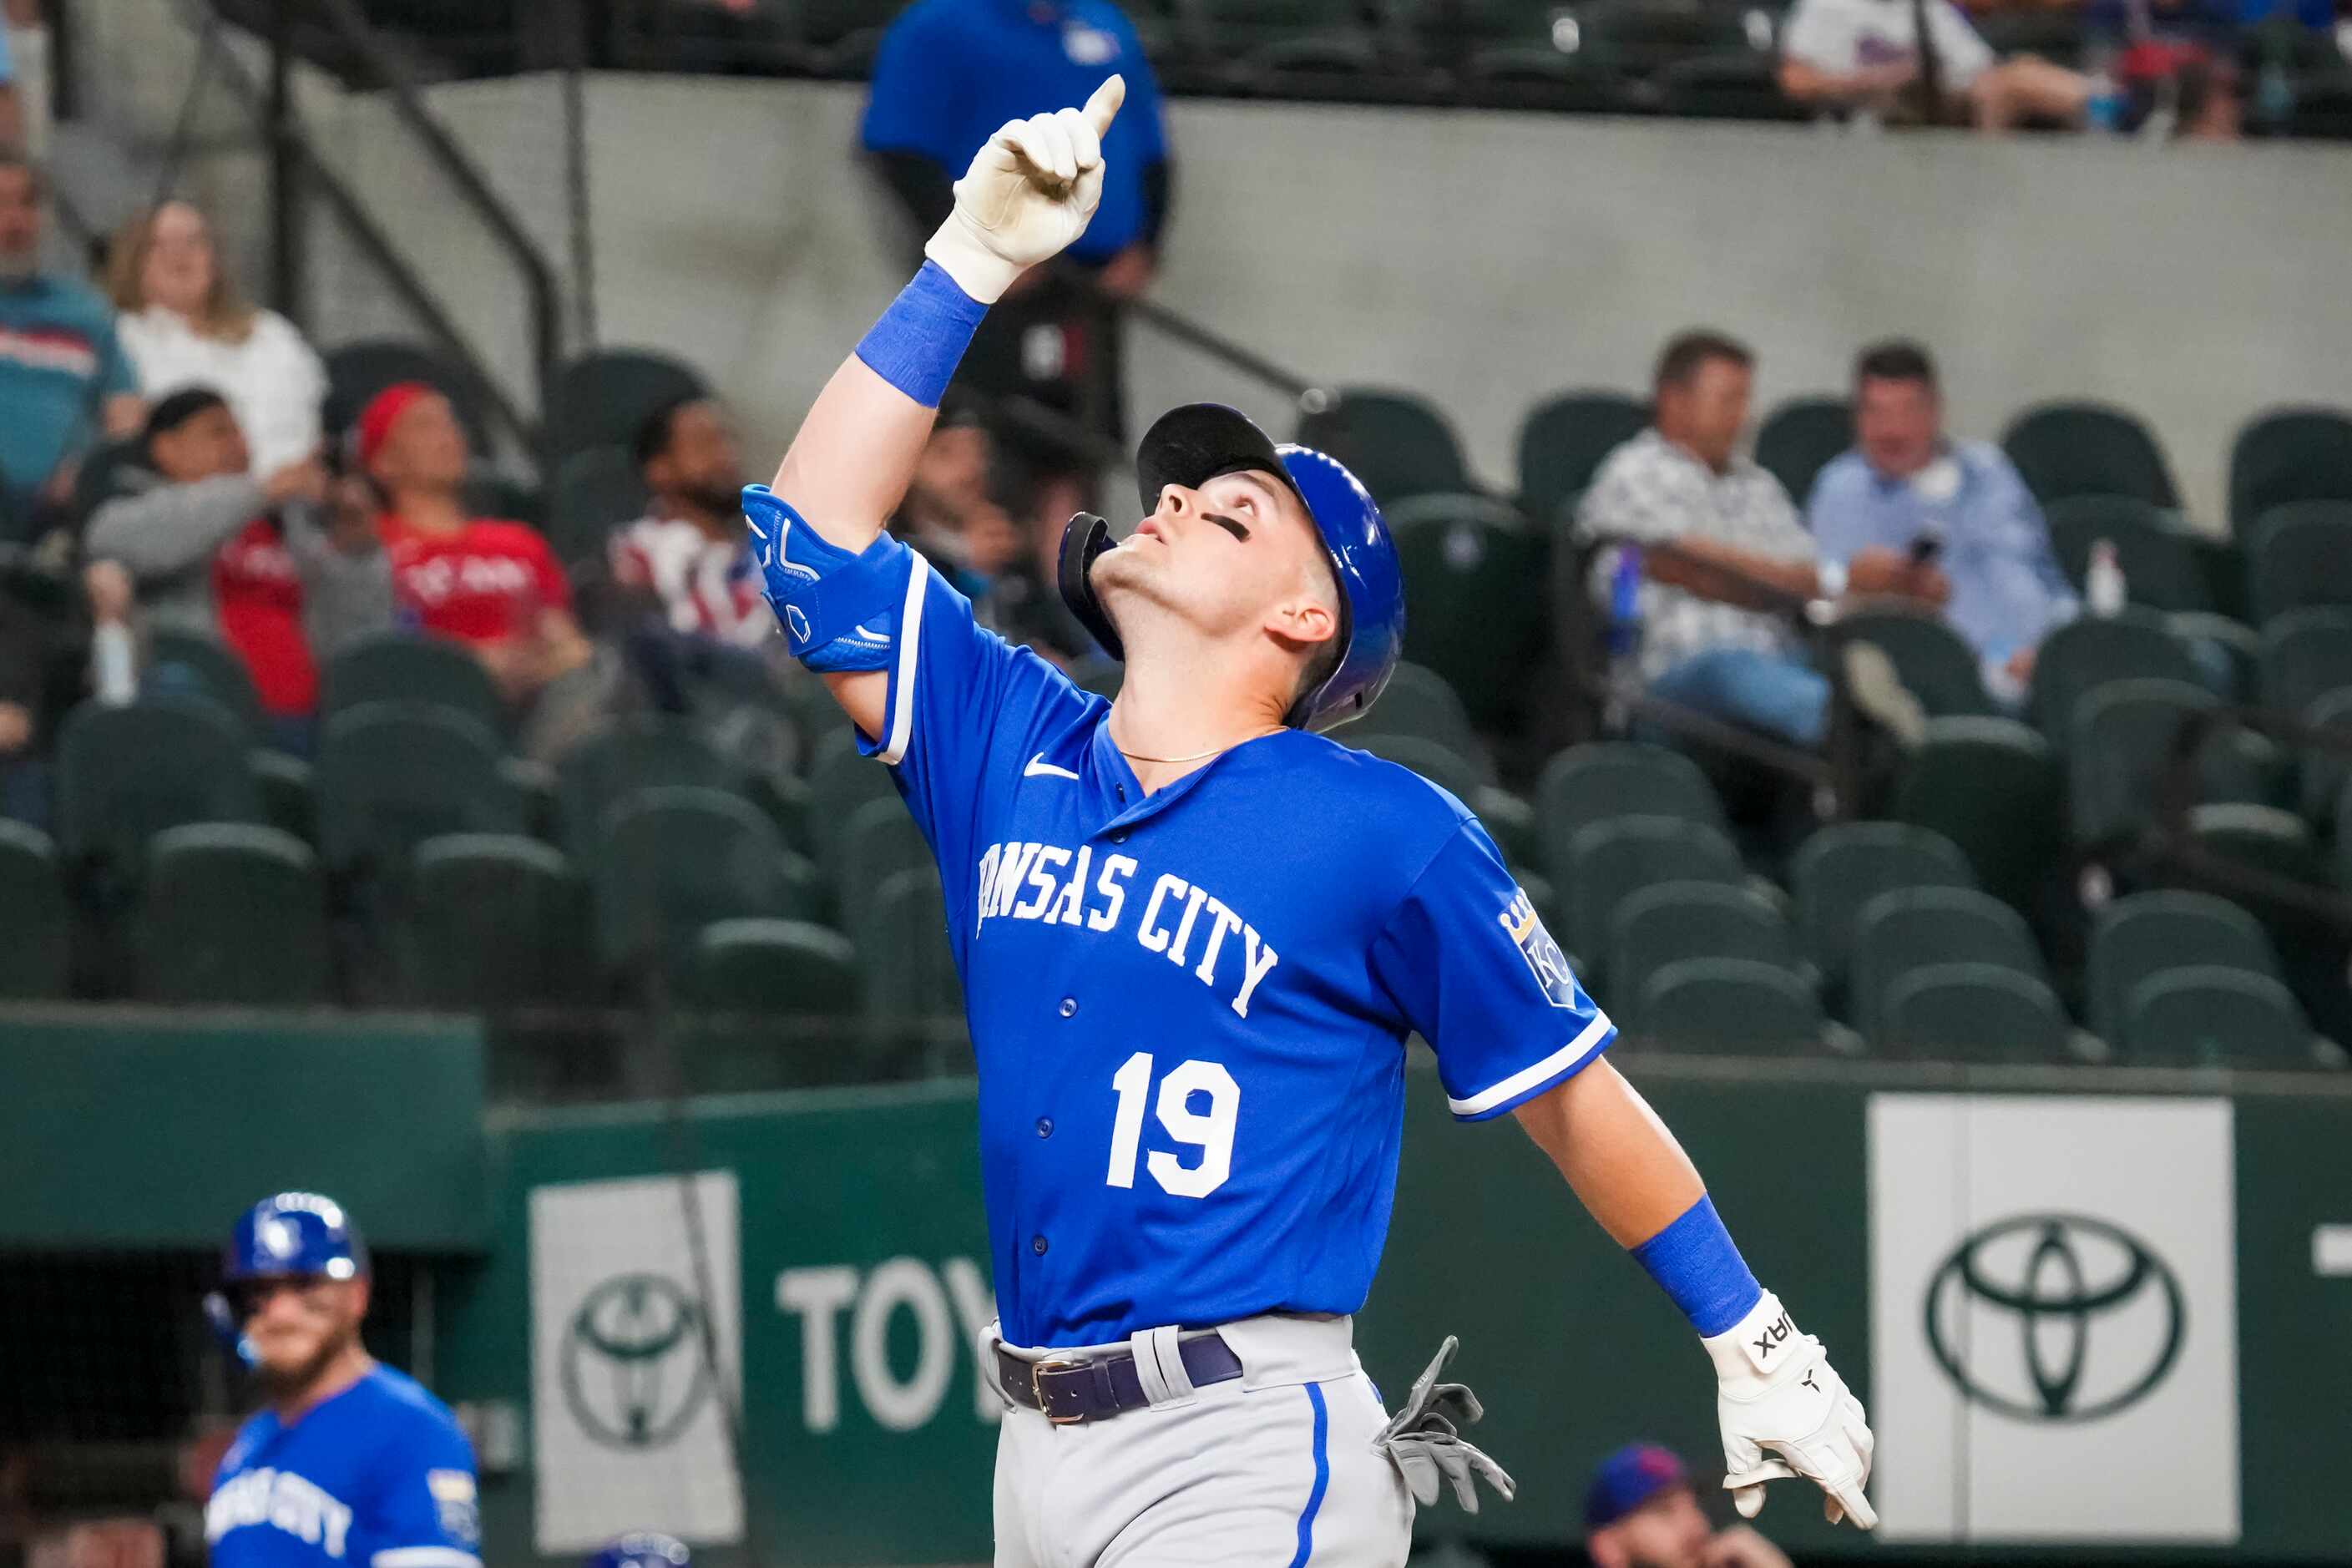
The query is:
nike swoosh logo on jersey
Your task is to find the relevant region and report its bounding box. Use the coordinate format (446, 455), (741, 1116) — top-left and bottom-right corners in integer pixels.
(1025, 753), (1081, 780)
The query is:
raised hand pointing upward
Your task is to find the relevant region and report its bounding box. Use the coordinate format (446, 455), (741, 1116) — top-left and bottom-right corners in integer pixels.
(924, 75), (1126, 306)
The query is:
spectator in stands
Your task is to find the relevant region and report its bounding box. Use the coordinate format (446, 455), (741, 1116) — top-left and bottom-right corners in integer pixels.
(358, 382), (594, 716)
(1585, 1444), (1792, 1568)
(1779, 0), (2094, 130)
(79, 389), (353, 743)
(609, 395), (766, 651)
(0, 16), (20, 151)
(1808, 341), (2078, 701)
(1576, 330), (1935, 749)
(109, 199), (328, 474)
(0, 147), (142, 537)
(862, 0), (1173, 524)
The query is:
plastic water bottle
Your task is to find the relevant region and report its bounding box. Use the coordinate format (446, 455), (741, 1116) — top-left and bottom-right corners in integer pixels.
(2086, 539), (2127, 618)
(1605, 544), (1643, 729)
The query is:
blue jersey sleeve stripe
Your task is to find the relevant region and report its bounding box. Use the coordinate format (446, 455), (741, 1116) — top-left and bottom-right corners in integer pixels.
(1444, 1011), (1616, 1120)
(1285, 1381), (1332, 1568)
(372, 1550), (482, 1568)
(876, 558), (933, 766)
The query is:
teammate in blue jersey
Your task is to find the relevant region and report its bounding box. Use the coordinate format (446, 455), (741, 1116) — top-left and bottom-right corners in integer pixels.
(586, 1533), (692, 1568)
(204, 1194), (482, 1568)
(747, 78), (1876, 1565)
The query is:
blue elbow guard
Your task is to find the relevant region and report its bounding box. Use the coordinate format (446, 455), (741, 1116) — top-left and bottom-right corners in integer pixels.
(743, 484), (917, 674)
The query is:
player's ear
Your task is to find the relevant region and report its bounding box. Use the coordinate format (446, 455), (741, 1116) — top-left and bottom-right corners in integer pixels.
(1264, 594), (1338, 656)
(1586, 1530), (1628, 1568)
(348, 1277), (372, 1321)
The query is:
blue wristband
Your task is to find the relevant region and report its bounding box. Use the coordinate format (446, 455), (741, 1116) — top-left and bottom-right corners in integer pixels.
(853, 260), (989, 410)
(1630, 1194), (1762, 1338)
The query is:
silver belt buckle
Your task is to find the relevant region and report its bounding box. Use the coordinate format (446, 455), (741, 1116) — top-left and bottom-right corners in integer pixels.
(1030, 1358), (1086, 1424)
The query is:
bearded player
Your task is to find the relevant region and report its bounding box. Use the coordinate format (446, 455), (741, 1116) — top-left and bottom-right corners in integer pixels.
(204, 1193), (482, 1568)
(747, 76), (1874, 1566)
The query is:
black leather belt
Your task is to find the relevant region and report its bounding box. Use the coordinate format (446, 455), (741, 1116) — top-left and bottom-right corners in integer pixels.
(995, 1333), (1244, 1424)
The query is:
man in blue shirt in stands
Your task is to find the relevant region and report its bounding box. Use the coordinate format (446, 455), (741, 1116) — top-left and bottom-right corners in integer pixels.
(1806, 341), (2077, 706)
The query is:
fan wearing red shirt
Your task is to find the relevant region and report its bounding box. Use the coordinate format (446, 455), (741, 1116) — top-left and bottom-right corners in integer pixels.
(354, 383), (590, 702)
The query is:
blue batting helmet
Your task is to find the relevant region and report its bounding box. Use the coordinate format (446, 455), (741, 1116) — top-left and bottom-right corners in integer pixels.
(586, 1534), (691, 1568)
(1057, 402), (1404, 731)
(205, 1193), (369, 1364)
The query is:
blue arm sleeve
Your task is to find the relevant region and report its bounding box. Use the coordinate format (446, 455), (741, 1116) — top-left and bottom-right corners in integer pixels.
(357, 1418), (479, 1568)
(1369, 822), (1616, 1120)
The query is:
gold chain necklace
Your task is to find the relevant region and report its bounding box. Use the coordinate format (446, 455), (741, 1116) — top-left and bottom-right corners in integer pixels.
(1113, 727), (1280, 765)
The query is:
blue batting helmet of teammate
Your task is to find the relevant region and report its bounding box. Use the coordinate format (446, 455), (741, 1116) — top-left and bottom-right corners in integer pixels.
(1056, 402), (1404, 731)
(205, 1192), (369, 1363)
(586, 1533), (691, 1568)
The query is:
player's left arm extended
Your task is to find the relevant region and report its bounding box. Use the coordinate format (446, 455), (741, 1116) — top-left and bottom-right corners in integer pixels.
(1515, 1060), (1878, 1530)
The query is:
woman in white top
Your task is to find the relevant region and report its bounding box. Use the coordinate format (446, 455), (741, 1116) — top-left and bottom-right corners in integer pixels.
(109, 200), (327, 474)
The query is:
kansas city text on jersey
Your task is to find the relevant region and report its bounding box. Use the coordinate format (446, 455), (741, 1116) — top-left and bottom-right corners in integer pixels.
(207, 1469), (354, 1559)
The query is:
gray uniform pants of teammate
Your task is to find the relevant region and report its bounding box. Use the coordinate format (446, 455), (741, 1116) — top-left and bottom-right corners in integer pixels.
(989, 1313), (1414, 1567)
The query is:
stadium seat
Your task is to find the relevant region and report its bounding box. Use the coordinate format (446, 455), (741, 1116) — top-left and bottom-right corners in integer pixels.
(838, 795), (933, 907)
(250, 751), (315, 846)
(548, 348), (707, 461)
(1580, 0), (1751, 79)
(2066, 679), (2221, 847)
(399, 834), (583, 1010)
(2246, 502), (2352, 625)
(1518, 391), (1648, 526)
(2301, 687), (2352, 824)
(1836, 607), (1995, 717)
(1631, 958), (1825, 1055)
(547, 445), (650, 570)
(2041, 496), (2214, 614)
(2228, 406), (2352, 537)
(2178, 802), (2316, 888)
(1296, 389), (1471, 505)
(2121, 967), (2319, 1069)
(2027, 609), (2205, 741)
(555, 718), (747, 857)
(856, 867), (964, 1076)
(145, 630), (266, 741)
(134, 824), (332, 1005)
(0, 822), (69, 999)
(1658, 52), (1805, 120)
(1849, 886), (2045, 1039)
(807, 732), (901, 847)
(1889, 716), (2061, 913)
(796, 0), (911, 68)
(595, 786), (819, 984)
(1562, 816), (1744, 974)
(316, 704), (524, 888)
(2086, 890), (2279, 1044)
(1877, 963), (2072, 1065)
(1610, 881), (1799, 1004)
(2000, 401), (2178, 508)
(1387, 493), (1549, 735)
(1790, 822), (1975, 1014)
(54, 697), (264, 878)
(1362, 661), (1481, 759)
(682, 918), (864, 1091)
(320, 633), (507, 738)
(2166, 611), (2260, 702)
(1535, 742), (1726, 893)
(2259, 608), (2352, 718)
(1191, 0), (1385, 88)
(1753, 397), (1851, 508)
(321, 339), (490, 454)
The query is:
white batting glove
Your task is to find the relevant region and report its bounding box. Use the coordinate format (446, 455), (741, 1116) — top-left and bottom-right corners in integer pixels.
(923, 75), (1125, 305)
(1703, 1291), (1877, 1530)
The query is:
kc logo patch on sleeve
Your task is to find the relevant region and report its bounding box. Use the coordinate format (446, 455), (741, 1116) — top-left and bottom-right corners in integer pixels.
(1500, 891), (1578, 1009)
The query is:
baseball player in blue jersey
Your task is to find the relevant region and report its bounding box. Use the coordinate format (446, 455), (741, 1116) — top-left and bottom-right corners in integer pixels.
(748, 76), (1875, 1565)
(203, 1194), (482, 1568)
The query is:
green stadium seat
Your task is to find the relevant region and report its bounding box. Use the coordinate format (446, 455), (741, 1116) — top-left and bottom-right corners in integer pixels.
(1363, 661), (1482, 759)
(1877, 963), (2072, 1065)
(1849, 886), (2045, 1039)
(1610, 881), (1800, 1006)
(2121, 967), (2320, 1069)
(2041, 496), (2213, 614)
(1890, 717), (2061, 914)
(2300, 688), (2352, 825)
(2178, 802), (2317, 888)
(2165, 612), (2260, 702)
(807, 730), (900, 838)
(134, 824), (332, 1005)
(249, 751), (315, 847)
(320, 632), (506, 737)
(0, 822), (69, 999)
(1753, 397), (1851, 508)
(1581, 0), (1750, 76)
(1631, 958), (1825, 1056)
(321, 339), (490, 455)
(1837, 608), (1995, 717)
(2000, 401), (2178, 508)
(2086, 891), (2279, 1044)
(2258, 608), (2352, 717)
(316, 704), (525, 886)
(1192, 0), (1384, 83)
(1518, 391), (1648, 526)
(1535, 742), (1726, 893)
(2066, 678), (2218, 847)
(555, 718), (747, 857)
(399, 834), (583, 1010)
(548, 348), (707, 461)
(55, 697), (264, 878)
(838, 795), (933, 908)
(1296, 389), (1470, 505)
(2228, 407), (2352, 537)
(2246, 502), (2352, 626)
(146, 630), (267, 741)
(2028, 610), (2206, 741)
(1791, 822), (1975, 1014)
(546, 445), (649, 570)
(1388, 493), (1549, 736)
(595, 785), (818, 984)
(1562, 816), (1744, 974)
(682, 918), (864, 1091)
(1658, 53), (1807, 122)
(856, 867), (964, 1077)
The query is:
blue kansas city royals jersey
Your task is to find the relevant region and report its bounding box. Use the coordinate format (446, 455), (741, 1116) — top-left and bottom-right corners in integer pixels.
(209, 1366), (480, 1568)
(844, 527), (1616, 1347)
